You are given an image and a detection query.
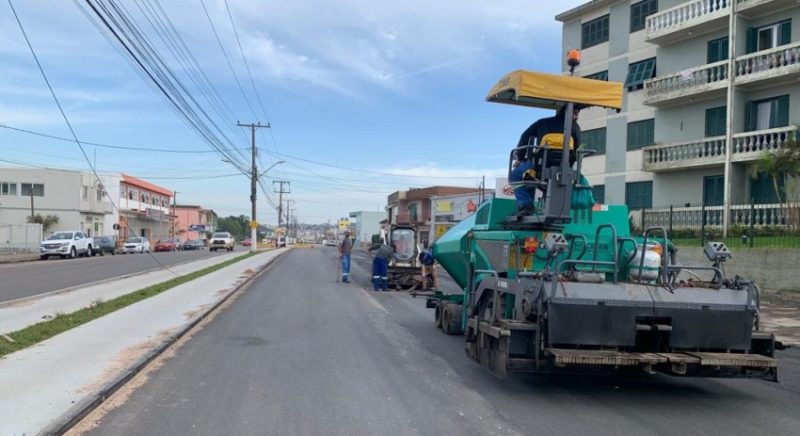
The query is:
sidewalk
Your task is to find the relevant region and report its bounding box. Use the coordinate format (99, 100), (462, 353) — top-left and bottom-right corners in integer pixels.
(0, 252), (39, 263)
(0, 248), (287, 435)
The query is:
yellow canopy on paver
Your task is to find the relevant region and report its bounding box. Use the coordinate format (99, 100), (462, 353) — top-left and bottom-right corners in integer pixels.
(485, 70), (623, 110)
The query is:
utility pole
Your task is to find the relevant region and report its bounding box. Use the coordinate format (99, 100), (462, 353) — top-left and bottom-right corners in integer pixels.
(273, 180), (291, 230)
(237, 122), (270, 252)
(171, 191), (178, 238)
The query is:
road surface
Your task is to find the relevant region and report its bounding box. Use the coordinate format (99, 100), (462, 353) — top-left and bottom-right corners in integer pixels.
(79, 247), (800, 436)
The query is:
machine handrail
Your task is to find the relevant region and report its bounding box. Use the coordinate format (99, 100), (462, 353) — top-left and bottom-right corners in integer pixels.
(592, 224), (619, 283)
(564, 233), (588, 263)
(638, 226), (669, 285)
(617, 237), (638, 278)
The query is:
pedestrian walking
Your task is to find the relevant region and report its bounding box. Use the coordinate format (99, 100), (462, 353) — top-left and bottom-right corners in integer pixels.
(339, 230), (353, 283)
(368, 242), (394, 292)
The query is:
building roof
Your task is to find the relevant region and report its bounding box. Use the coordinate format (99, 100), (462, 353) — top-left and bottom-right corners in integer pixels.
(556, 0), (617, 22)
(121, 173), (173, 197)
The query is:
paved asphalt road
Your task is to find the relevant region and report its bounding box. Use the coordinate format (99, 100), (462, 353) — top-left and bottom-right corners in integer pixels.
(0, 246), (246, 303)
(82, 247), (799, 436)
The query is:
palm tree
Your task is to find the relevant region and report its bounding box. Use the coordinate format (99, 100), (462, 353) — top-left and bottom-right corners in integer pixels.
(26, 214), (60, 232)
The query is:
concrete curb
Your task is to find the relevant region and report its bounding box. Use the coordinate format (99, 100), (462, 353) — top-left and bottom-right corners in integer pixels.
(37, 250), (288, 436)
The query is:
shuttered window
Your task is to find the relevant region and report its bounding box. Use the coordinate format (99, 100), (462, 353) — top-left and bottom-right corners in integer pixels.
(624, 58), (656, 91)
(703, 175), (724, 206)
(627, 119), (655, 150)
(744, 95), (790, 131)
(592, 185), (606, 205)
(625, 181), (652, 209)
(582, 128), (607, 155)
(747, 20), (792, 53)
(631, 0), (658, 32)
(705, 106), (727, 137)
(707, 37), (729, 63)
(582, 15), (610, 49)
(584, 70), (608, 81)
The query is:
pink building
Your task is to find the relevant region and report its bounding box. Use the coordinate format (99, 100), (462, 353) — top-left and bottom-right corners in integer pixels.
(174, 205), (217, 242)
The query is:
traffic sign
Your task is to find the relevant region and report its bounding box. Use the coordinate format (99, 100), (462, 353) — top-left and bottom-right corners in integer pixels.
(250, 220), (258, 229)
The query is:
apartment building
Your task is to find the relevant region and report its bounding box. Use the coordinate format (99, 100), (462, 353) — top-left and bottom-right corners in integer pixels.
(557, 0), (800, 226)
(174, 205), (218, 241)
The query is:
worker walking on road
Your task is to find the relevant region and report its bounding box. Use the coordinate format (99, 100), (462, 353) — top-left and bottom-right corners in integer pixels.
(339, 230), (353, 283)
(368, 242), (394, 292)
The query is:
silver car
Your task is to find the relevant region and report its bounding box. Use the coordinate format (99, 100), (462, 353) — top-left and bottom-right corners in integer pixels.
(122, 237), (151, 254)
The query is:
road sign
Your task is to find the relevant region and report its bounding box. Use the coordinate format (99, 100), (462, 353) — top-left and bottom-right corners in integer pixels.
(250, 220), (258, 229)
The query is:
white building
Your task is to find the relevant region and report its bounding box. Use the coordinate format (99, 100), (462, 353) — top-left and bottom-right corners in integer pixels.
(557, 0), (800, 228)
(348, 211), (384, 249)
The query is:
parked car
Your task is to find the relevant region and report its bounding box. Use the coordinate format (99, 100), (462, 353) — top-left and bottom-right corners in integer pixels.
(92, 236), (116, 256)
(122, 237), (150, 254)
(154, 238), (178, 252)
(40, 231), (93, 260)
(241, 238), (252, 247)
(179, 239), (204, 251)
(210, 232), (234, 252)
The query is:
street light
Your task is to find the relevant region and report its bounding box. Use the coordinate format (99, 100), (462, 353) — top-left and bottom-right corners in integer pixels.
(257, 160), (285, 180)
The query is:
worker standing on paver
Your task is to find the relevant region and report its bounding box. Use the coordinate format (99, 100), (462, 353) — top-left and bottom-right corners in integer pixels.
(368, 242), (394, 292)
(339, 230), (353, 283)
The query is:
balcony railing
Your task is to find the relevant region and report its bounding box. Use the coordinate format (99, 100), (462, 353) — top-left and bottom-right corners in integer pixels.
(646, 0), (730, 44)
(731, 126), (797, 161)
(644, 60), (728, 105)
(643, 126), (798, 171)
(643, 135), (727, 170)
(640, 202), (798, 229)
(735, 41), (800, 83)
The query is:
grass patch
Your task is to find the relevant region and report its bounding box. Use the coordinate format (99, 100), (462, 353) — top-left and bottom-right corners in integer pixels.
(0, 251), (259, 358)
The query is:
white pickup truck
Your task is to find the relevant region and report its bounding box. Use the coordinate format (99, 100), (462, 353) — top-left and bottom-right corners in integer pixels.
(209, 232), (234, 252)
(40, 230), (93, 260)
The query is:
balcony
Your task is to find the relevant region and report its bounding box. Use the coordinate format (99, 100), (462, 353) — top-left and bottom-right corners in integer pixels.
(737, 0), (799, 19)
(643, 135), (727, 171)
(735, 42), (800, 89)
(643, 60), (728, 106)
(646, 0), (730, 46)
(643, 126), (797, 171)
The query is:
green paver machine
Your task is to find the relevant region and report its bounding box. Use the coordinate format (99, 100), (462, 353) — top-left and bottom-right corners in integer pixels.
(427, 52), (779, 381)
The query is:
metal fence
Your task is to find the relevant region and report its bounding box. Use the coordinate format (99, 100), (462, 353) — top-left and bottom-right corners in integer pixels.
(0, 223), (43, 254)
(632, 202), (800, 248)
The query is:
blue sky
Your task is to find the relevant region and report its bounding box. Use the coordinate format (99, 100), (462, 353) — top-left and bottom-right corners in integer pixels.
(0, 0), (585, 224)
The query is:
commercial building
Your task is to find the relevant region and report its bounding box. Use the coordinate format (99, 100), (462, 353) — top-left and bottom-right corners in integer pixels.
(429, 190), (493, 244)
(174, 205), (218, 242)
(557, 0), (800, 228)
(387, 186), (489, 248)
(0, 168), (114, 237)
(0, 168), (176, 243)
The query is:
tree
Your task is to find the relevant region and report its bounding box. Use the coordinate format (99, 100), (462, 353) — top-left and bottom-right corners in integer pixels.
(27, 214), (60, 232)
(752, 126), (800, 227)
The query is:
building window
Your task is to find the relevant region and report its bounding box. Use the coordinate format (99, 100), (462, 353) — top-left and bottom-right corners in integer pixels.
(625, 181), (653, 209)
(1, 182), (17, 196)
(624, 58), (656, 91)
(20, 183), (44, 197)
(745, 95), (789, 131)
(584, 70), (608, 81)
(751, 172), (784, 204)
(627, 119), (655, 150)
(630, 0), (658, 32)
(582, 15), (609, 49)
(97, 189), (104, 201)
(583, 128), (607, 155)
(705, 106), (727, 137)
(707, 37), (729, 63)
(703, 175), (724, 206)
(592, 185), (606, 204)
(82, 186), (89, 200)
(408, 203), (418, 222)
(747, 20), (791, 53)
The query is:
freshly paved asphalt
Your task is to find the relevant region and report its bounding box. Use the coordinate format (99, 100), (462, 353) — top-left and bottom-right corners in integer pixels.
(84, 247), (800, 436)
(0, 246), (246, 303)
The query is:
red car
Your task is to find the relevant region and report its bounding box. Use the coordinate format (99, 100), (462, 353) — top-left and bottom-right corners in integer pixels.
(154, 238), (178, 252)
(241, 238), (252, 247)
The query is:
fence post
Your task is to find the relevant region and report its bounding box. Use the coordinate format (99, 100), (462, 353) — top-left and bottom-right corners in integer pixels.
(701, 202), (706, 247)
(668, 205), (673, 237)
(749, 198), (755, 248)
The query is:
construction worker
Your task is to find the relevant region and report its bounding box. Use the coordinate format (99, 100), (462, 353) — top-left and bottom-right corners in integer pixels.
(419, 246), (438, 290)
(338, 230), (353, 283)
(368, 242), (394, 292)
(510, 105), (582, 214)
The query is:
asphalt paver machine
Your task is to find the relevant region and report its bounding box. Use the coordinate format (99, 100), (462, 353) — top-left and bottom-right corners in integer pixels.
(428, 52), (779, 381)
